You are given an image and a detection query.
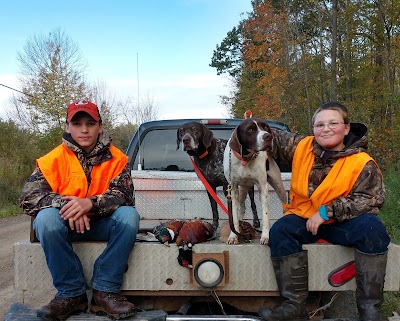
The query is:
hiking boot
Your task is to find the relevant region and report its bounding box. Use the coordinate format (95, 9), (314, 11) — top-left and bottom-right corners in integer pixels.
(37, 294), (88, 321)
(90, 289), (136, 319)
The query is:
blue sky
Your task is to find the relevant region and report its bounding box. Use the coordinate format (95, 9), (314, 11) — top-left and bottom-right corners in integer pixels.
(0, 0), (253, 120)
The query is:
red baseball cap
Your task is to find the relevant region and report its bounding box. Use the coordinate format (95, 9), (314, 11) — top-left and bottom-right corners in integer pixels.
(67, 100), (101, 122)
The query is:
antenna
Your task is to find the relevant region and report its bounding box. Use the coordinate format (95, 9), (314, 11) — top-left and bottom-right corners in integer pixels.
(137, 52), (140, 110)
(136, 53), (142, 170)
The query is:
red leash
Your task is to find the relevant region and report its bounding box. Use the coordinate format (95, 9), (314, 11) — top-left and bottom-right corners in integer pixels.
(190, 157), (228, 215)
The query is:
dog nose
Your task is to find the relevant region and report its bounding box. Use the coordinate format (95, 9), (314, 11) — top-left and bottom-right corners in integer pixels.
(183, 137), (190, 144)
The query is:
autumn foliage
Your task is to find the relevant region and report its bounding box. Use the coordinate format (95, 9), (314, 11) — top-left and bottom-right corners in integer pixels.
(211, 0), (400, 169)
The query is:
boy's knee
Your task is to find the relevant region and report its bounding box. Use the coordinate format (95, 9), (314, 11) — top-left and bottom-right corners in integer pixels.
(113, 206), (140, 229)
(33, 208), (64, 235)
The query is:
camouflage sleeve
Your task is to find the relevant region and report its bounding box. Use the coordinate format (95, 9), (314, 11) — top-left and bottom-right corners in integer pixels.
(19, 167), (64, 217)
(89, 163), (135, 217)
(327, 161), (386, 221)
(270, 129), (305, 166)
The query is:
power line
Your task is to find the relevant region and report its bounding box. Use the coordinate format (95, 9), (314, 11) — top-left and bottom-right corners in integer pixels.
(0, 83), (36, 98)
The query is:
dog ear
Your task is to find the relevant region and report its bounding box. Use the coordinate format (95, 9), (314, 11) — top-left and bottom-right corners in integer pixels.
(202, 127), (214, 149)
(229, 127), (243, 156)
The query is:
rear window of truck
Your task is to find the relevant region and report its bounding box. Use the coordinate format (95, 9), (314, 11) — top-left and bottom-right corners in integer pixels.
(132, 128), (233, 172)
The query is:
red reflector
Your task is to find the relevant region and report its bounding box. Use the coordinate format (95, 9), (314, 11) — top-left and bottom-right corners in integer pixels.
(200, 119), (228, 125)
(328, 261), (356, 287)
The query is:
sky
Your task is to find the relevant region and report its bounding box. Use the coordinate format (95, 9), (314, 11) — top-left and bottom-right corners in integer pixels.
(0, 0), (253, 121)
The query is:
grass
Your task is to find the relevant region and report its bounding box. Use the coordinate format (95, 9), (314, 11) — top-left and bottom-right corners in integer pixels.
(0, 205), (22, 219)
(379, 166), (400, 316)
(380, 166), (400, 244)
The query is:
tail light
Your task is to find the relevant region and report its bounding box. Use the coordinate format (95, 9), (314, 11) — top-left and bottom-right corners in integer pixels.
(328, 261), (356, 287)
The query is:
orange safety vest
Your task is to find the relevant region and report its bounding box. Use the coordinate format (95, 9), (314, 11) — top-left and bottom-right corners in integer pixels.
(36, 144), (128, 197)
(283, 136), (376, 221)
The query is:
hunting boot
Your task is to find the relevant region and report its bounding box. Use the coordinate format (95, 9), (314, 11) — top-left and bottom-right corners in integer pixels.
(90, 289), (136, 319)
(258, 251), (309, 321)
(355, 250), (388, 321)
(37, 293), (88, 321)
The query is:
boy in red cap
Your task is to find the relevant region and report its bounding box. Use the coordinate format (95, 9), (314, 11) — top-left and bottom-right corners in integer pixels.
(19, 100), (140, 320)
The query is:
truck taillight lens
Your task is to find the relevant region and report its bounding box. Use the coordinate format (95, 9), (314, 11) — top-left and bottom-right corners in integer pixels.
(328, 261), (356, 287)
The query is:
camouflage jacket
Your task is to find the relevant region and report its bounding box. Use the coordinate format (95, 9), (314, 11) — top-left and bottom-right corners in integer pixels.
(19, 130), (135, 217)
(270, 123), (385, 222)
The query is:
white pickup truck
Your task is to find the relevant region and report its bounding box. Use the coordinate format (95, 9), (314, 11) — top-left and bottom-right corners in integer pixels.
(11, 118), (400, 321)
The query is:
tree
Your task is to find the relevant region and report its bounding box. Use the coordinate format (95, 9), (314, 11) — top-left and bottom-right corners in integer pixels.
(89, 79), (119, 133)
(210, 25), (245, 79)
(210, 0), (400, 166)
(0, 119), (41, 206)
(240, 0), (289, 120)
(119, 93), (160, 126)
(12, 28), (89, 133)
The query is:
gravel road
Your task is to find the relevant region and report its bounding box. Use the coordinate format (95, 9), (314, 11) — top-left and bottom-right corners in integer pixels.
(0, 214), (55, 319)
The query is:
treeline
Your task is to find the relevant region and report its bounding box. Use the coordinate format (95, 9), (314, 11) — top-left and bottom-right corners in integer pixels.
(211, 0), (400, 169)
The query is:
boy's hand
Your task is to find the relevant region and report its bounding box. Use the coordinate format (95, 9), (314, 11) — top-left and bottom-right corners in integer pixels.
(60, 196), (93, 221)
(306, 212), (325, 235)
(68, 215), (91, 233)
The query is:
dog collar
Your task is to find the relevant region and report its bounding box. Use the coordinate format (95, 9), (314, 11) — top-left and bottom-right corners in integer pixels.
(198, 150), (209, 159)
(232, 150), (259, 166)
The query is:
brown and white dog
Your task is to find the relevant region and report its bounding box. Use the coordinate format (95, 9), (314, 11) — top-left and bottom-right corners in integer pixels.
(176, 121), (260, 229)
(223, 118), (287, 245)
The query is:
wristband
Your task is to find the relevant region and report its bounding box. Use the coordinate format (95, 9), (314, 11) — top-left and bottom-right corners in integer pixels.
(319, 205), (329, 221)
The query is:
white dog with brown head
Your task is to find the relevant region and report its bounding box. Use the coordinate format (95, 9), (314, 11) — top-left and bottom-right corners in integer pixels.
(223, 118), (287, 245)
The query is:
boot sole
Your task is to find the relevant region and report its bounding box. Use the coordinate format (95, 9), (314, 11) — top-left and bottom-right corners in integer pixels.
(37, 302), (88, 321)
(90, 305), (136, 320)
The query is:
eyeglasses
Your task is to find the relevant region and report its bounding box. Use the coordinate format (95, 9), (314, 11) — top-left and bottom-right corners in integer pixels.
(313, 121), (345, 131)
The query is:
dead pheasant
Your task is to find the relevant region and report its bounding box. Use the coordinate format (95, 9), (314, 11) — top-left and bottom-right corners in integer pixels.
(153, 219), (185, 246)
(175, 220), (216, 269)
(154, 219), (216, 268)
(175, 220), (216, 246)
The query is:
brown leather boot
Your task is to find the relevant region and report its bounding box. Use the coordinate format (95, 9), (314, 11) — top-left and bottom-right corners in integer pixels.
(90, 289), (136, 319)
(37, 294), (88, 321)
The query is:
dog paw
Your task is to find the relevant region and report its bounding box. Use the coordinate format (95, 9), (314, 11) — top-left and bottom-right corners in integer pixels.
(259, 237), (269, 245)
(226, 236), (239, 245)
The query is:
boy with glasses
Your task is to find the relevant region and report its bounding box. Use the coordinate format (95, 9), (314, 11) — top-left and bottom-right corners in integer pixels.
(258, 101), (390, 321)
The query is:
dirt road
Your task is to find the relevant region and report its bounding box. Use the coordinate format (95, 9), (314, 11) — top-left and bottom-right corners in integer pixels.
(0, 214), (54, 319)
